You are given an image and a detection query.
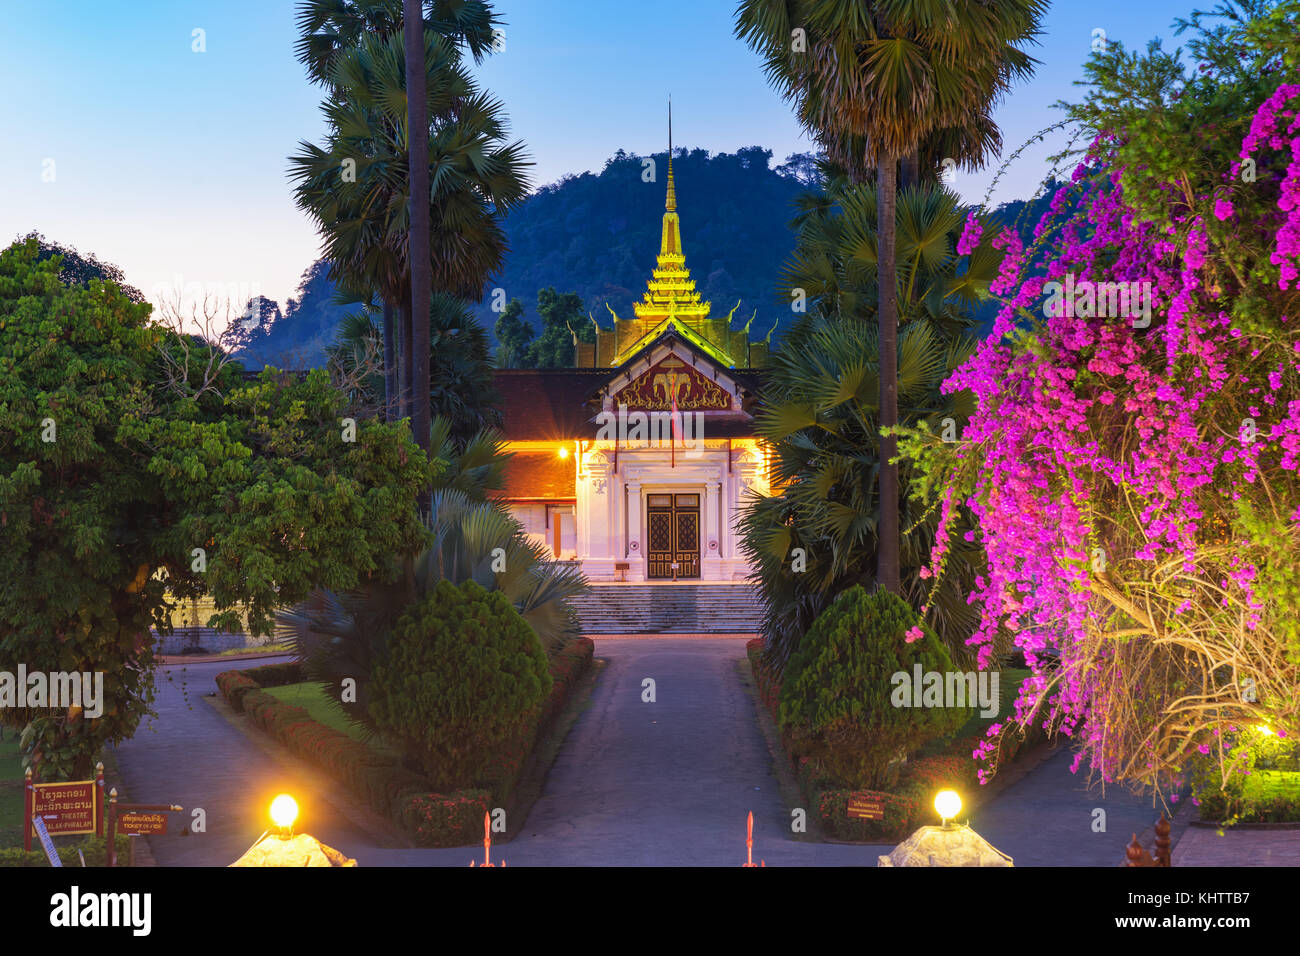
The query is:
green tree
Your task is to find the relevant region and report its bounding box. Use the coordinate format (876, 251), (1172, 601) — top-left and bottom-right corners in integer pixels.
(294, 0), (503, 416)
(328, 293), (501, 444)
(368, 578), (552, 789)
(526, 287), (593, 369)
(23, 231), (146, 303)
(276, 419), (586, 734)
(779, 586), (970, 789)
(0, 239), (434, 779)
(736, 0), (1045, 593)
(738, 180), (1003, 668)
(493, 297), (534, 368)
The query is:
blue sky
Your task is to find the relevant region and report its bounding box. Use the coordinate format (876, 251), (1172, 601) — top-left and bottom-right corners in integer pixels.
(0, 1), (1201, 314)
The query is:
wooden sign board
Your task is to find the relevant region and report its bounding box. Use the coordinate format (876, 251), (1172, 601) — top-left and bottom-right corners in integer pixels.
(117, 811), (168, 836)
(32, 781), (98, 835)
(32, 816), (62, 867)
(847, 795), (884, 820)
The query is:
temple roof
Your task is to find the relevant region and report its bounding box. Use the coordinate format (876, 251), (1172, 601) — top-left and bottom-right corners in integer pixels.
(576, 114), (770, 370)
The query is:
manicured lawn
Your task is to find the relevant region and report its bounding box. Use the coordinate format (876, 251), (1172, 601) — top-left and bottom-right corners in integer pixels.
(263, 682), (396, 757)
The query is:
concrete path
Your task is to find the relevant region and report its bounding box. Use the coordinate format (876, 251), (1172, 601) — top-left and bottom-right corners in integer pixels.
(968, 749), (1166, 866)
(363, 638), (880, 866)
(110, 642), (1299, 867)
(110, 657), (372, 866)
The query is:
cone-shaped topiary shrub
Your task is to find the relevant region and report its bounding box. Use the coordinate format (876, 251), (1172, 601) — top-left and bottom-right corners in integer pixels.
(778, 585), (971, 789)
(368, 579), (552, 791)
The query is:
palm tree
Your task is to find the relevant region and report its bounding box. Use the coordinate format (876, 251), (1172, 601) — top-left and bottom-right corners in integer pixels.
(328, 292), (502, 442)
(288, 28), (530, 426)
(292, 0), (511, 424)
(405, 0), (432, 466)
(735, 0), (1045, 594)
(739, 178), (1004, 667)
(276, 420), (586, 734)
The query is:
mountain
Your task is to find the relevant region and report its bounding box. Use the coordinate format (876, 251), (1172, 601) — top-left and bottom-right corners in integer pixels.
(234, 146), (816, 368)
(477, 145), (814, 345)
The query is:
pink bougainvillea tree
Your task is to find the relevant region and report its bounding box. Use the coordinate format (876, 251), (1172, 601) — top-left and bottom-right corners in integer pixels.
(898, 3), (1300, 796)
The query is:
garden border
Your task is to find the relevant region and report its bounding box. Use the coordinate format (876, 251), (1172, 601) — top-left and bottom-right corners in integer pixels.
(215, 638), (595, 847)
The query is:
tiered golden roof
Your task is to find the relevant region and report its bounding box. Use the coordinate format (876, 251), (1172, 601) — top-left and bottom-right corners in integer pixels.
(574, 104), (770, 370)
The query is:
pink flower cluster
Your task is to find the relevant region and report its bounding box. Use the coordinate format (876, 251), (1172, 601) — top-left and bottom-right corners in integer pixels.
(1239, 84), (1300, 289)
(934, 95), (1300, 783)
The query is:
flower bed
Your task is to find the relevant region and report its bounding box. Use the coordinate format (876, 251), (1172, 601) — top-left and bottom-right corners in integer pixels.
(216, 638), (594, 846)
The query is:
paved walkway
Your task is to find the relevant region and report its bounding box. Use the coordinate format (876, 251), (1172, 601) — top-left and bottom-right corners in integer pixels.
(111, 658), (372, 866)
(111, 641), (1299, 866)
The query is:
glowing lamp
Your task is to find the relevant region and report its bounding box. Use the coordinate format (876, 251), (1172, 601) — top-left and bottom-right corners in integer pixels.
(270, 794), (299, 836)
(934, 789), (962, 827)
(557, 446), (569, 459)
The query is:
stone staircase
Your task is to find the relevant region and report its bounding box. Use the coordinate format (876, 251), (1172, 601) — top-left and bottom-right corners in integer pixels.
(568, 583), (765, 635)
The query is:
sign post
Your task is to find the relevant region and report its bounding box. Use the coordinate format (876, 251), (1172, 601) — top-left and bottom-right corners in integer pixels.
(105, 789), (184, 868)
(25, 767), (103, 853)
(847, 794), (884, 821)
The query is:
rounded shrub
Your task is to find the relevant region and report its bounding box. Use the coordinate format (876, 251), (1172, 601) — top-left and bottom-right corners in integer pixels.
(368, 579), (552, 791)
(778, 585), (971, 789)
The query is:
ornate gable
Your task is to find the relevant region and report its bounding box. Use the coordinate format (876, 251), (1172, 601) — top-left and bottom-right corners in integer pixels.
(598, 333), (748, 415)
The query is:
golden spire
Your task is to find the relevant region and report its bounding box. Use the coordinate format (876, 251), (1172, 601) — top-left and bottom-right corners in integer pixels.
(665, 96), (676, 213)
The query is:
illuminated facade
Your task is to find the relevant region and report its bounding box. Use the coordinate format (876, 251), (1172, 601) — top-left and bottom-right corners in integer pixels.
(493, 143), (771, 582)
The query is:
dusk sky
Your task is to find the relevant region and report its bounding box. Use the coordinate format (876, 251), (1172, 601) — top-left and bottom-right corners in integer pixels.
(1, 1), (1199, 315)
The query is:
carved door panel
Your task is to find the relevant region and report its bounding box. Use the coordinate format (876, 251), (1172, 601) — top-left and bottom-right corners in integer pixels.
(645, 493), (700, 579)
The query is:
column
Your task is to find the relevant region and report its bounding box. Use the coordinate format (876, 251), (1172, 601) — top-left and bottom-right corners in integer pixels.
(625, 480), (645, 580)
(703, 480), (722, 579)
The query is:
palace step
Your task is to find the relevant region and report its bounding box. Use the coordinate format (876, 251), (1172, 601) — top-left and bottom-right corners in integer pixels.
(568, 584), (765, 635)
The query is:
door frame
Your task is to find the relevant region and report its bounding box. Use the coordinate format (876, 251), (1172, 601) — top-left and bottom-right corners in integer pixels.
(644, 487), (702, 579)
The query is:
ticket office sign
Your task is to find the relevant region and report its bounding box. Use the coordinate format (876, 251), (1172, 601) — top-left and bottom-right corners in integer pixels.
(117, 811), (168, 835)
(32, 781), (99, 835)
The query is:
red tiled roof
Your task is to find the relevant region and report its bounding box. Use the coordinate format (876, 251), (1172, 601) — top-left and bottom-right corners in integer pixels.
(493, 366), (764, 440)
(493, 370), (608, 440)
(494, 449), (577, 500)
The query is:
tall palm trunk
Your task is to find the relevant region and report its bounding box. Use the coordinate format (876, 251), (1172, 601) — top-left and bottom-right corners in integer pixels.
(382, 300), (397, 421)
(400, 300), (413, 420)
(876, 155), (901, 594)
(404, 0), (432, 467)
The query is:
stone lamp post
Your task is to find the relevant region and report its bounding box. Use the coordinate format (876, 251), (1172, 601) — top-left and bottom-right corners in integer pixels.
(878, 789), (1013, 867)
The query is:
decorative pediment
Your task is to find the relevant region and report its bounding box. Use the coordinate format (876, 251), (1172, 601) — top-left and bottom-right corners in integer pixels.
(601, 336), (746, 413)
(612, 355), (731, 410)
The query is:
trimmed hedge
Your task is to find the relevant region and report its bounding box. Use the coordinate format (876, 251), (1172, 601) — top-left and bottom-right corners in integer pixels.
(748, 637), (1015, 842)
(241, 661), (303, 688)
(399, 789), (493, 847)
(816, 789), (919, 842)
(215, 670), (260, 713)
(215, 636), (594, 846)
(0, 835), (132, 868)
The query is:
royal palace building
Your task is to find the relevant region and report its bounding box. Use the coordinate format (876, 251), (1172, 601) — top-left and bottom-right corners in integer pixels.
(492, 148), (772, 582)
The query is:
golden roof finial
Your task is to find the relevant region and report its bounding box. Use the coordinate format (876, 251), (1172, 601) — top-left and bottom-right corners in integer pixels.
(666, 96), (676, 213)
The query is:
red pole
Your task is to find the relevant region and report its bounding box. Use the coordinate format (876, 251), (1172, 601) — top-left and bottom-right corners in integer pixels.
(95, 762), (105, 837)
(23, 768), (33, 854)
(107, 788), (118, 869)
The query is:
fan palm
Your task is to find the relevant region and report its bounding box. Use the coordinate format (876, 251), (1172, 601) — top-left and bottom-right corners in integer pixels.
(276, 422), (585, 736)
(289, 27), (530, 428)
(294, 0), (501, 417)
(739, 180), (1003, 668)
(735, 0), (1045, 594)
